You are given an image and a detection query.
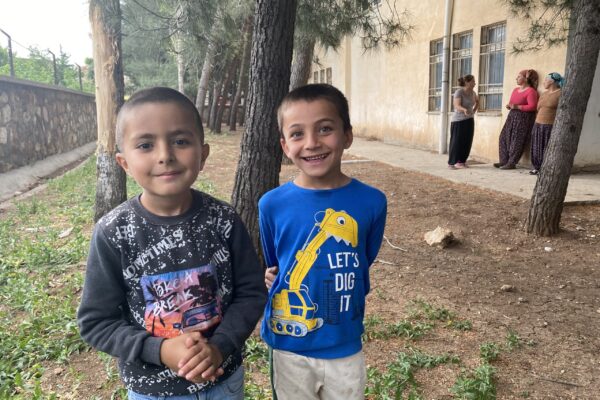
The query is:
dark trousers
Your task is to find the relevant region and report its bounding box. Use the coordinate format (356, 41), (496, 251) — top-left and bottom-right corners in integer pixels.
(448, 118), (474, 165)
(530, 123), (553, 170)
(498, 110), (536, 166)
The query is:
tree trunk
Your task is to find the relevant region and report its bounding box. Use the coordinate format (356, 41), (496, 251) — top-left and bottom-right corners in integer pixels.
(209, 84), (220, 131)
(196, 39), (216, 116)
(195, 10), (221, 115)
(289, 35), (316, 90)
(526, 0), (600, 235)
(229, 17), (253, 131)
(231, 0), (297, 251)
(173, 2), (186, 94)
(90, 0), (126, 221)
(216, 58), (239, 134)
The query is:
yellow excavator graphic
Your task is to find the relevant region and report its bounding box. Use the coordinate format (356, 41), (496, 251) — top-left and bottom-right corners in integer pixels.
(270, 209), (358, 337)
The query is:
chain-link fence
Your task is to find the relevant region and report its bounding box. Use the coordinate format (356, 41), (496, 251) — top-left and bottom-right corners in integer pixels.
(0, 28), (94, 93)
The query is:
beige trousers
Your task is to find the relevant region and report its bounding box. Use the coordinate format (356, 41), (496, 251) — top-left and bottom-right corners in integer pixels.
(272, 349), (366, 400)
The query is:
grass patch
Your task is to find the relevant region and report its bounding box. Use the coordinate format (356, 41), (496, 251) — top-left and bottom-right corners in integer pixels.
(363, 315), (434, 341)
(451, 363), (497, 400)
(408, 298), (473, 331)
(366, 348), (460, 399)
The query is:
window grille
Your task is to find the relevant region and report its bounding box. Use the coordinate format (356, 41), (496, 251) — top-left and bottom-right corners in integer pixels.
(320, 69), (325, 83)
(450, 31), (473, 109)
(428, 39), (444, 111)
(326, 68), (332, 84)
(313, 71), (318, 83)
(479, 22), (506, 111)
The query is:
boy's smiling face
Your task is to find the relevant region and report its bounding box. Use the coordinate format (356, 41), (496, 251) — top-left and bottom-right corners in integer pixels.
(280, 99), (353, 189)
(116, 102), (209, 215)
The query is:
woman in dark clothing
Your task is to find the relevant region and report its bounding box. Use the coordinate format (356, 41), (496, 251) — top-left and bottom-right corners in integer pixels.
(494, 69), (539, 170)
(529, 72), (563, 175)
(448, 74), (479, 169)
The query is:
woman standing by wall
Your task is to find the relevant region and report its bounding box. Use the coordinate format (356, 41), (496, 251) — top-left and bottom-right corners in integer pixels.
(529, 72), (564, 175)
(494, 69), (539, 170)
(448, 74), (479, 169)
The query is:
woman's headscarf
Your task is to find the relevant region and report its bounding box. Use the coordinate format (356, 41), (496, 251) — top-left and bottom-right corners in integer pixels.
(548, 72), (565, 88)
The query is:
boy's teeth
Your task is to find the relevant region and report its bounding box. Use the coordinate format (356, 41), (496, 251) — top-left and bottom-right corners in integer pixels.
(304, 154), (326, 161)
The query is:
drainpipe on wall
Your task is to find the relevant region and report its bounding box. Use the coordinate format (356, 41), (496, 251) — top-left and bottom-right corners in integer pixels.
(439, 0), (454, 154)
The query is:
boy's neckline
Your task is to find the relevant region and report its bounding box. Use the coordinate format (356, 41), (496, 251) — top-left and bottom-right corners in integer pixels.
(290, 177), (354, 191)
(132, 189), (201, 224)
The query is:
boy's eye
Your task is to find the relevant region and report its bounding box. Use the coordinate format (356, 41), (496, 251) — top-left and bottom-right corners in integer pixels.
(319, 126), (333, 134)
(174, 138), (190, 146)
(136, 142), (152, 150)
(289, 131), (303, 139)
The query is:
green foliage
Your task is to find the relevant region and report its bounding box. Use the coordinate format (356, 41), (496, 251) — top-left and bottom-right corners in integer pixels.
(0, 46), (94, 92)
(505, 330), (522, 350)
(0, 158), (98, 397)
(479, 342), (501, 362)
(407, 298), (472, 330)
(243, 336), (271, 398)
(296, 0), (413, 51)
(451, 363), (497, 400)
(366, 348), (460, 399)
(362, 315), (433, 341)
(503, 0), (571, 53)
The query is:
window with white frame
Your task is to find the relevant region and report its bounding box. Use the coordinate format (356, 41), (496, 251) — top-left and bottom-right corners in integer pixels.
(479, 22), (506, 111)
(451, 31), (473, 109)
(428, 39), (444, 111)
(313, 71), (318, 83)
(326, 68), (332, 84)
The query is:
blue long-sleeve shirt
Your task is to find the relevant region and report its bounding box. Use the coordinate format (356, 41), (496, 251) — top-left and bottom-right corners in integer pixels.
(259, 179), (387, 359)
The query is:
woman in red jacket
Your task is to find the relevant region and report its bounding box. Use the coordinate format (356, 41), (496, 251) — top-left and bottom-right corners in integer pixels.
(494, 69), (539, 170)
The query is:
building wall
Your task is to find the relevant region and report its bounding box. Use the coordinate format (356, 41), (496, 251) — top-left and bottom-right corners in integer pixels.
(0, 76), (96, 173)
(312, 0), (599, 168)
(577, 52), (600, 170)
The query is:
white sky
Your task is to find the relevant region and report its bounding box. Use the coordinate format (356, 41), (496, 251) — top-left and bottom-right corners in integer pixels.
(0, 0), (92, 64)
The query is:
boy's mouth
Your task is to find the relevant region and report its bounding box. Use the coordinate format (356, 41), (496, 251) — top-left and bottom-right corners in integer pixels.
(302, 153), (329, 162)
(156, 171), (181, 177)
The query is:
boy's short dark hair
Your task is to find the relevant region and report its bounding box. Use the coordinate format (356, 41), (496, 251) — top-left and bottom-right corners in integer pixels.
(277, 84), (352, 134)
(116, 87), (204, 150)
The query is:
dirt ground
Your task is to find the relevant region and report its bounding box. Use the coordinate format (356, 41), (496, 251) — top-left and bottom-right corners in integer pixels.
(41, 131), (599, 399)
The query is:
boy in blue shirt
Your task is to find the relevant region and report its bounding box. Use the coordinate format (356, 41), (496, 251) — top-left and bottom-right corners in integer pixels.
(77, 87), (266, 399)
(260, 84), (387, 399)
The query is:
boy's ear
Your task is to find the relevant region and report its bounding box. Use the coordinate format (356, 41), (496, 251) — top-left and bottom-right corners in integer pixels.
(344, 128), (353, 149)
(198, 143), (210, 170)
(280, 137), (291, 158)
(115, 152), (130, 175)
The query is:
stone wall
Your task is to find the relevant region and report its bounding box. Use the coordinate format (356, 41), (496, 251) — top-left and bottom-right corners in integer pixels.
(0, 76), (96, 173)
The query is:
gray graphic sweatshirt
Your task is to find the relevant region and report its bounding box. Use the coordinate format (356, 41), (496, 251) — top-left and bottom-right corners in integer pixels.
(77, 190), (267, 396)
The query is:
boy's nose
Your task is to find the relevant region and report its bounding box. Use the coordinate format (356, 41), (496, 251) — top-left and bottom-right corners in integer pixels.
(304, 132), (320, 149)
(157, 143), (174, 164)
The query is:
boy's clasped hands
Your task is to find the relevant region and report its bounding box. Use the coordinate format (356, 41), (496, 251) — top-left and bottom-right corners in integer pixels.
(160, 331), (224, 383)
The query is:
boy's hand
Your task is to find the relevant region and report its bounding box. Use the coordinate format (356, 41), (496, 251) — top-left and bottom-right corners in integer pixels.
(265, 266), (278, 289)
(177, 340), (224, 382)
(160, 332), (205, 376)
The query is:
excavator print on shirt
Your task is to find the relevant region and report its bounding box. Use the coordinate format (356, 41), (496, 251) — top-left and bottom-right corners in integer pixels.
(270, 208), (358, 337)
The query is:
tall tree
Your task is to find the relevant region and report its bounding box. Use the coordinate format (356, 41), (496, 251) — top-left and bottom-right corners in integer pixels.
(90, 0), (127, 221)
(289, 0), (413, 89)
(229, 17), (253, 131)
(231, 0), (297, 250)
(521, 0), (600, 235)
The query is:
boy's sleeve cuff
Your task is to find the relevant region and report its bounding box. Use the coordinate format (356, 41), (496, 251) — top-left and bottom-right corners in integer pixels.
(208, 334), (237, 360)
(140, 336), (165, 366)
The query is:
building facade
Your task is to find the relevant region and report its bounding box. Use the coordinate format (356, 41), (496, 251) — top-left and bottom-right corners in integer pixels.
(311, 0), (600, 169)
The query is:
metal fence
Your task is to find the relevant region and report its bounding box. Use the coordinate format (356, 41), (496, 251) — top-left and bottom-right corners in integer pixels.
(0, 28), (92, 93)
